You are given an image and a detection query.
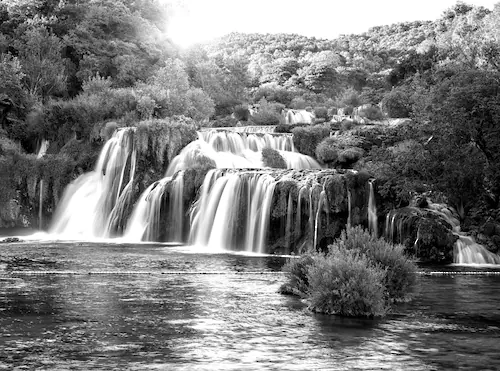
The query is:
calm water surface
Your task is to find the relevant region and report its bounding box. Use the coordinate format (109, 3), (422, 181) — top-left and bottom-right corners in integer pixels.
(1, 241), (500, 370)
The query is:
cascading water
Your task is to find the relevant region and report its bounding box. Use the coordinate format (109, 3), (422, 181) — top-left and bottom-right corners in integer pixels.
(188, 170), (276, 253)
(49, 126), (363, 253)
(167, 130), (321, 175)
(368, 180), (378, 237)
(384, 201), (500, 265)
(37, 139), (49, 229)
(427, 202), (500, 265)
(186, 168), (353, 253)
(123, 172), (185, 242)
(50, 128), (136, 239)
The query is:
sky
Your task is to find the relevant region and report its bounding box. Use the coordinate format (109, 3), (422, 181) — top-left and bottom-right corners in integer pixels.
(167, 0), (499, 47)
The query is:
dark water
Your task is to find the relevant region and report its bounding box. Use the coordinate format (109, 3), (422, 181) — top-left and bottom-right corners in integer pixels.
(1, 242), (500, 370)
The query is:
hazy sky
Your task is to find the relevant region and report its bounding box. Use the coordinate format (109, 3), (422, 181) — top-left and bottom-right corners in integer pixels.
(168, 0), (499, 47)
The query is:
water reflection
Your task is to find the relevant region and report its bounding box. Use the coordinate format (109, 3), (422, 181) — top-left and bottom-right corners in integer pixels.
(0, 242), (499, 370)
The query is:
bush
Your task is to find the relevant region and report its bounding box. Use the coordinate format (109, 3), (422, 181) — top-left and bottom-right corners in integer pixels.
(338, 87), (362, 108)
(315, 137), (338, 165)
(232, 104), (250, 121)
(338, 147), (364, 166)
(280, 226), (417, 317)
(250, 110), (282, 126)
(358, 105), (384, 120)
(337, 226), (417, 302)
(291, 125), (330, 157)
(262, 147), (287, 169)
(279, 254), (316, 297)
(314, 106), (329, 120)
(307, 246), (388, 317)
(316, 135), (364, 168)
(381, 89), (411, 118)
(250, 99), (285, 126)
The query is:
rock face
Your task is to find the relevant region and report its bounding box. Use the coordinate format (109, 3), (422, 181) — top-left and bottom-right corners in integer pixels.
(0, 199), (25, 228)
(478, 221), (500, 253)
(384, 206), (458, 264)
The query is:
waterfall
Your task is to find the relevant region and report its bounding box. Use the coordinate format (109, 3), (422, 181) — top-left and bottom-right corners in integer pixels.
(368, 180), (378, 237)
(47, 123), (362, 253)
(454, 235), (500, 265)
(385, 202), (500, 265)
(50, 128), (136, 239)
(123, 172), (185, 242)
(189, 170), (276, 253)
(167, 130), (321, 175)
(426, 202), (500, 265)
(36, 139), (49, 229)
(347, 191), (352, 228)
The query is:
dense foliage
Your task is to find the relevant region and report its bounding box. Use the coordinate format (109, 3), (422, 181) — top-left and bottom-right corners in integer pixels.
(1, 0), (500, 232)
(280, 226), (417, 317)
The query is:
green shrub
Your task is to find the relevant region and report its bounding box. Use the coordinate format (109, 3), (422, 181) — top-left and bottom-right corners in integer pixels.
(0, 137), (23, 156)
(307, 246), (388, 317)
(316, 136), (364, 168)
(314, 106), (328, 120)
(274, 124), (292, 133)
(291, 125), (330, 157)
(135, 116), (198, 169)
(338, 87), (362, 108)
(315, 137), (338, 165)
(250, 110), (281, 126)
(262, 147), (287, 169)
(280, 226), (417, 317)
(279, 254), (316, 297)
(338, 147), (364, 166)
(358, 105), (384, 120)
(290, 97), (307, 109)
(337, 226), (417, 302)
(233, 104), (250, 121)
(381, 89), (411, 118)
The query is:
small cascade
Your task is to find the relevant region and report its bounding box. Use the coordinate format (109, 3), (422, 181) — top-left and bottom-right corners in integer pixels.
(36, 139), (49, 229)
(284, 192), (294, 252)
(189, 169), (276, 253)
(426, 202), (500, 265)
(367, 180), (378, 237)
(124, 172), (186, 242)
(384, 208), (420, 245)
(199, 130), (295, 152)
(385, 201), (500, 265)
(167, 130), (321, 175)
(454, 235), (500, 265)
(50, 128), (136, 239)
(347, 191), (352, 228)
(314, 191), (328, 248)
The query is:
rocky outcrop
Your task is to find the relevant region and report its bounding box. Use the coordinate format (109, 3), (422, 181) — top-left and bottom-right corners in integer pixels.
(384, 206), (459, 264)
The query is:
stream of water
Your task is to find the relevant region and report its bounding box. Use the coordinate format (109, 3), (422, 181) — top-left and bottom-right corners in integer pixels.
(1, 241), (499, 370)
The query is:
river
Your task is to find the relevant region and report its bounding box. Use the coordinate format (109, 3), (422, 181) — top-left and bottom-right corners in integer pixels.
(1, 241), (499, 370)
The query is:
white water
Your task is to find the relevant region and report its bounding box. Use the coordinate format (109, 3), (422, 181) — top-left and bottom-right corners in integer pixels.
(454, 235), (500, 265)
(368, 180), (378, 237)
(189, 170), (276, 253)
(167, 130), (321, 175)
(50, 129), (136, 239)
(384, 201), (500, 265)
(37, 139), (49, 229)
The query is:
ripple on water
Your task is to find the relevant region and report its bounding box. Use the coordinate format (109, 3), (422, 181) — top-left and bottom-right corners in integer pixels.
(0, 243), (500, 370)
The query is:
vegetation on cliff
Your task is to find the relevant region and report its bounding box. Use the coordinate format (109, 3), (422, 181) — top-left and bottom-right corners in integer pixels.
(1, 0), (500, 238)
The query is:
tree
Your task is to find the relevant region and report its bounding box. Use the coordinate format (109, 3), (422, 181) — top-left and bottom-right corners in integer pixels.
(0, 53), (28, 117)
(15, 26), (67, 102)
(417, 69), (500, 211)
